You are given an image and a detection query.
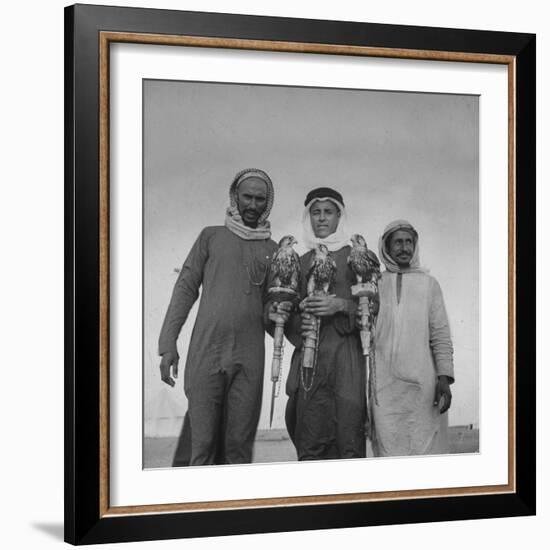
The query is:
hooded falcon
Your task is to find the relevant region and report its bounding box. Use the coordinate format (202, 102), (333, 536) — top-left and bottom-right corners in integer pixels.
(348, 233), (381, 284)
(270, 235), (301, 291)
(307, 244), (337, 296)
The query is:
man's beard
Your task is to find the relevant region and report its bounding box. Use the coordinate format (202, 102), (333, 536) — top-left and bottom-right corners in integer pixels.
(242, 209), (261, 227)
(396, 253), (412, 266)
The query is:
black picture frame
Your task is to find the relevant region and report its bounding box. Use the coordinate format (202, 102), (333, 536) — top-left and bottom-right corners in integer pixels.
(65, 3), (535, 545)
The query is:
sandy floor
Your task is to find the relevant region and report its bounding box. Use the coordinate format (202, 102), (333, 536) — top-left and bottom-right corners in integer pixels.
(144, 426), (479, 468)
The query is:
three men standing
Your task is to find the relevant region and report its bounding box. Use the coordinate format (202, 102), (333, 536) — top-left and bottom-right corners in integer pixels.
(159, 173), (455, 463)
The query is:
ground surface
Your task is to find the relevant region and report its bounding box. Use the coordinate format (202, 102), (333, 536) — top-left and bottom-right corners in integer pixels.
(144, 426), (479, 468)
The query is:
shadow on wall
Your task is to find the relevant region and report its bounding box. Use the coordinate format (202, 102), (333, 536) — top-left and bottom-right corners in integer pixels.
(31, 523), (64, 542)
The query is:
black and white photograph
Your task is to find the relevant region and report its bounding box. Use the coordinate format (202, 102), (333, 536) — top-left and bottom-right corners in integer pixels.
(143, 79), (479, 468)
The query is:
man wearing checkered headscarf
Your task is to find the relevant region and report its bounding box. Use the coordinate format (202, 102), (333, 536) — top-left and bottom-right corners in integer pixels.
(158, 168), (278, 466)
(225, 167), (274, 239)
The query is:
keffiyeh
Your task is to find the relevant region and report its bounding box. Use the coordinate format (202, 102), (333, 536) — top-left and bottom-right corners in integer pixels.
(378, 219), (427, 273)
(225, 168), (274, 240)
(302, 188), (350, 252)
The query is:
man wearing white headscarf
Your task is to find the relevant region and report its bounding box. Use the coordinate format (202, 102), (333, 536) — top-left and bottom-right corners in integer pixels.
(369, 220), (454, 456)
(158, 168), (278, 465)
(277, 187), (366, 460)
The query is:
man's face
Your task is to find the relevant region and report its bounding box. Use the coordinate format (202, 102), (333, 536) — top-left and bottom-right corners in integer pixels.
(235, 178), (268, 228)
(309, 200), (341, 238)
(388, 229), (415, 267)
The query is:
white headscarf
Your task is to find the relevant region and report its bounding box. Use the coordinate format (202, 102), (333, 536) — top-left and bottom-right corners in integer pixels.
(379, 219), (427, 273)
(302, 197), (350, 252)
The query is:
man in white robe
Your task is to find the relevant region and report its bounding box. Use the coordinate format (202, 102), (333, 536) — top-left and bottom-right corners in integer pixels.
(369, 220), (454, 456)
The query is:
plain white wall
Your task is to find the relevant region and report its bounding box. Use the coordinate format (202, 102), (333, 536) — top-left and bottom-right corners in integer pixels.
(0, 0), (546, 549)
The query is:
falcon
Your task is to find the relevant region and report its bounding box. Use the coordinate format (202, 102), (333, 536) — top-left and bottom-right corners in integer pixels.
(270, 235), (301, 292)
(348, 233), (381, 284)
(307, 244), (337, 296)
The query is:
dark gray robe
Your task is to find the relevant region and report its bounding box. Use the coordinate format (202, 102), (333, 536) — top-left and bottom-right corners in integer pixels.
(159, 226), (277, 465)
(283, 246), (366, 460)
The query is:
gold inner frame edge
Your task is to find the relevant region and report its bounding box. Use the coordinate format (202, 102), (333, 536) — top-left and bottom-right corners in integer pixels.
(98, 31), (517, 517)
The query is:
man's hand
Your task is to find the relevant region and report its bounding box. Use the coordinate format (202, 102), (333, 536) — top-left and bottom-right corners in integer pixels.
(302, 295), (345, 317)
(355, 297), (380, 329)
(434, 375), (452, 414)
(369, 295), (380, 316)
(159, 350), (179, 387)
(300, 312), (316, 338)
(267, 301), (293, 323)
(355, 307), (363, 330)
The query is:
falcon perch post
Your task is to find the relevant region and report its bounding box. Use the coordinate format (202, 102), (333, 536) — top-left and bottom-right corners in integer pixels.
(348, 234), (381, 442)
(267, 235), (301, 427)
(300, 244), (336, 391)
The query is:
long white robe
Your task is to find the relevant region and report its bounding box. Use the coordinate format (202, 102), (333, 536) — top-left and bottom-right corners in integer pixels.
(372, 271), (454, 457)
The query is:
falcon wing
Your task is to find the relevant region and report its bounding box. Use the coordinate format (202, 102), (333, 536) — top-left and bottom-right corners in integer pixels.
(269, 248), (282, 286)
(366, 249), (380, 270)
